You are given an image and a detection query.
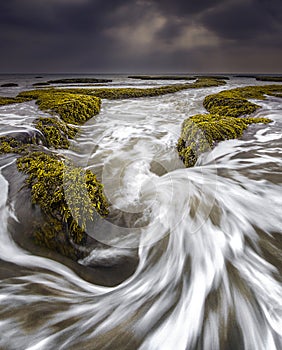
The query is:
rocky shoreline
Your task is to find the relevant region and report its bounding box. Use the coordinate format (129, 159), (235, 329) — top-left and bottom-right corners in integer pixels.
(1, 77), (281, 270)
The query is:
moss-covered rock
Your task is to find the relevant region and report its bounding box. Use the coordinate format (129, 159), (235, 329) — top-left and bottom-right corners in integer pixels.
(18, 90), (101, 125)
(203, 94), (259, 117)
(1, 89), (107, 258)
(0, 96), (32, 106)
(0, 118), (77, 154)
(177, 84), (282, 167)
(0, 136), (28, 154)
(34, 117), (78, 149)
(203, 85), (282, 117)
(177, 114), (271, 167)
(16, 152), (109, 259)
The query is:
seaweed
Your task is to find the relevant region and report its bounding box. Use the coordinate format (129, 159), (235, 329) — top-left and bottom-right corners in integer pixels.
(203, 85), (282, 117)
(34, 117), (78, 149)
(177, 114), (271, 167)
(177, 84), (282, 167)
(18, 90), (101, 124)
(0, 136), (29, 154)
(1, 90), (106, 258)
(203, 94), (259, 117)
(16, 152), (109, 258)
(0, 96), (32, 106)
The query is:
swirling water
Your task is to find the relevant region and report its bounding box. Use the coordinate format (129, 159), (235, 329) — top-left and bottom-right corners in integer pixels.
(0, 76), (281, 349)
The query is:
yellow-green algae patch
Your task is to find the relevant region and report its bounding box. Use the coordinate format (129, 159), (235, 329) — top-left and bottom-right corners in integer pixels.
(177, 114), (271, 167)
(178, 84), (282, 167)
(0, 96), (32, 106)
(18, 90), (101, 125)
(34, 117), (78, 149)
(203, 85), (282, 117)
(0, 136), (30, 154)
(16, 152), (109, 259)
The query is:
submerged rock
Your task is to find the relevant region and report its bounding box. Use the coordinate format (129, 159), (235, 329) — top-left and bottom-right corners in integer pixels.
(1, 83), (19, 87)
(47, 78), (112, 84)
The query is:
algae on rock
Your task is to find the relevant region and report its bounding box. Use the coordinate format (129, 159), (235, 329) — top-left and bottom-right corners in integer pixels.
(177, 84), (282, 167)
(177, 114), (271, 167)
(34, 117), (78, 149)
(203, 85), (282, 117)
(0, 136), (29, 155)
(0, 96), (32, 106)
(16, 152), (109, 259)
(18, 90), (101, 125)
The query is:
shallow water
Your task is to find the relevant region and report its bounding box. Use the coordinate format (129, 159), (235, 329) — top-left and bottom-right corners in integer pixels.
(0, 75), (281, 349)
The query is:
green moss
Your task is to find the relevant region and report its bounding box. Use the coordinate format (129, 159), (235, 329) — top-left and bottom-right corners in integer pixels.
(34, 117), (78, 149)
(16, 152), (109, 258)
(177, 114), (272, 167)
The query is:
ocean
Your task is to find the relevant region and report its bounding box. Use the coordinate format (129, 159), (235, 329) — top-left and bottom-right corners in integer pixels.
(0, 74), (281, 349)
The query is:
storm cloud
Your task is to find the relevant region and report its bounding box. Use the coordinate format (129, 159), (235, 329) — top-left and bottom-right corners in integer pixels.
(0, 0), (281, 73)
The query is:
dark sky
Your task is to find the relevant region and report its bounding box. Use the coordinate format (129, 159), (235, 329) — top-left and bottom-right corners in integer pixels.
(0, 0), (281, 73)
